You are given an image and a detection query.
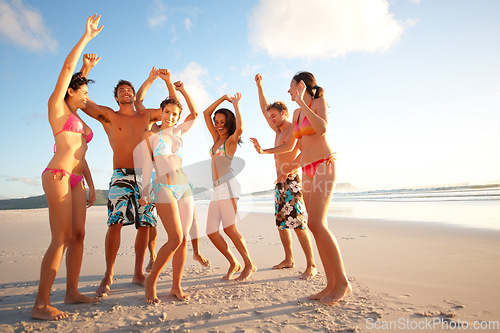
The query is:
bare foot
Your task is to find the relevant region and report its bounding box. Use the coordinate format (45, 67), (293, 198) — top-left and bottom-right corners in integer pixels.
(308, 286), (333, 301)
(31, 304), (69, 321)
(132, 273), (146, 286)
(222, 262), (242, 281)
(193, 253), (211, 267)
(235, 264), (257, 281)
(321, 282), (352, 305)
(300, 265), (318, 280)
(65, 292), (101, 304)
(96, 276), (113, 297)
(170, 287), (190, 301)
(145, 277), (160, 305)
(272, 259), (294, 270)
(145, 258), (155, 273)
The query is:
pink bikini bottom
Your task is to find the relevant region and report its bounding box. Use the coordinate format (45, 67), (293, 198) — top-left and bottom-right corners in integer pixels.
(302, 154), (336, 178)
(42, 168), (83, 189)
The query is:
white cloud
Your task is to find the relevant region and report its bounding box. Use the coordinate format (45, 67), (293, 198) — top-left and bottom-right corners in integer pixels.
(6, 176), (39, 186)
(147, 0), (168, 30)
(184, 18), (193, 32)
(248, 0), (406, 59)
(173, 62), (212, 110)
(0, 0), (58, 53)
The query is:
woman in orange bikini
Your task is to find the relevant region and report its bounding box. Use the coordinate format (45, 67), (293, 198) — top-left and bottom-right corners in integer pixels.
(32, 15), (103, 321)
(251, 72), (350, 304)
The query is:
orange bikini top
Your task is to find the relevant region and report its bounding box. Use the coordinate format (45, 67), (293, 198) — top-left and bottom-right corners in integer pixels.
(293, 99), (315, 139)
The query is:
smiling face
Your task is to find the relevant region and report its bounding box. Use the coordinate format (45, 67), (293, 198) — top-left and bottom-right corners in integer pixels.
(287, 79), (299, 101)
(214, 113), (228, 136)
(161, 103), (181, 127)
(115, 85), (135, 105)
(67, 84), (89, 109)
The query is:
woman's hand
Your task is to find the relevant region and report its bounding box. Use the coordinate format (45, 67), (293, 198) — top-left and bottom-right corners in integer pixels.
(293, 80), (306, 104)
(139, 196), (150, 206)
(83, 53), (101, 70)
(158, 68), (172, 82)
(230, 92), (242, 106)
(174, 81), (185, 93)
(249, 137), (264, 154)
(85, 14), (104, 40)
(87, 187), (96, 208)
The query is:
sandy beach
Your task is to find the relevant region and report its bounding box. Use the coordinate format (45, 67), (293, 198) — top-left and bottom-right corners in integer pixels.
(1, 204), (500, 332)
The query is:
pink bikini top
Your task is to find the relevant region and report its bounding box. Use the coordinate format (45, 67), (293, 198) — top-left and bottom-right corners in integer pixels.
(293, 99), (315, 139)
(53, 113), (93, 152)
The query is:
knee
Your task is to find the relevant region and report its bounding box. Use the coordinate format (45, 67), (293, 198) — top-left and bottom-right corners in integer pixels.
(71, 228), (85, 244)
(307, 221), (326, 235)
(223, 225), (240, 238)
(168, 233), (183, 250)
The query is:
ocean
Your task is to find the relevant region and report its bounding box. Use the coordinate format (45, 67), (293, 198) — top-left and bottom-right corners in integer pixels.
(238, 184), (500, 231)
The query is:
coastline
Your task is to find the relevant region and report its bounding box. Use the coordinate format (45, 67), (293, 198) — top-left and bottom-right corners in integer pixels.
(1, 206), (499, 332)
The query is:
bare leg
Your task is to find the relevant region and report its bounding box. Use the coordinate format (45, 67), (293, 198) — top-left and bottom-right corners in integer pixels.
(170, 195), (193, 300)
(65, 182), (99, 304)
(96, 223), (122, 297)
(190, 210), (210, 267)
(145, 202), (183, 304)
(302, 162), (350, 304)
(32, 173), (71, 320)
(220, 199), (257, 281)
(170, 238), (189, 300)
(273, 229), (295, 269)
(206, 200), (241, 280)
(294, 228), (318, 280)
(145, 226), (157, 273)
(132, 226), (148, 286)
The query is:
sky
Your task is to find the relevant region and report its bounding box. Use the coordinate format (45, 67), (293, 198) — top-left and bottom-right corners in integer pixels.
(0, 0), (499, 199)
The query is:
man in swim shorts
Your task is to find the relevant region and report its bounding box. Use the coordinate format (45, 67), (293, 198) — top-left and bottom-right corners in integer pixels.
(80, 57), (168, 296)
(250, 74), (317, 280)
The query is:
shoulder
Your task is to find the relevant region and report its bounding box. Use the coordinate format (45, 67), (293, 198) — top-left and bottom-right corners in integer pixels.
(312, 97), (327, 109)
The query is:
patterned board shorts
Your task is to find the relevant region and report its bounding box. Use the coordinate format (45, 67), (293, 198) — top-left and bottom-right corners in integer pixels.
(275, 173), (307, 230)
(107, 168), (157, 229)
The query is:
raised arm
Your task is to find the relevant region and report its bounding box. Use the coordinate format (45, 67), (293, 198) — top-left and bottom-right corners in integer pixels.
(135, 67), (159, 111)
(80, 53), (101, 78)
(48, 14), (103, 114)
(255, 74), (275, 131)
(143, 68), (177, 123)
(203, 95), (231, 141)
(158, 69), (178, 100)
(228, 92), (243, 145)
(293, 80), (328, 135)
(175, 81), (198, 135)
(250, 109), (299, 155)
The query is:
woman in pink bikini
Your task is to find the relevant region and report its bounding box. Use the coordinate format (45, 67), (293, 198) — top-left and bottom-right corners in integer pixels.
(32, 15), (103, 321)
(250, 72), (351, 304)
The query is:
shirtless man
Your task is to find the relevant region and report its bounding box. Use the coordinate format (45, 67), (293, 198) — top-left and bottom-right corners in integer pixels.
(250, 74), (317, 280)
(80, 57), (164, 296)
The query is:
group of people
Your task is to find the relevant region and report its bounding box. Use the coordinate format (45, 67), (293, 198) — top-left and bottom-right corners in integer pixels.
(31, 15), (351, 321)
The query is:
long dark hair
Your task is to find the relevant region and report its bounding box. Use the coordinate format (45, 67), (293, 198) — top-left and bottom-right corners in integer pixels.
(214, 108), (242, 145)
(65, 72), (94, 100)
(292, 71), (324, 99)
